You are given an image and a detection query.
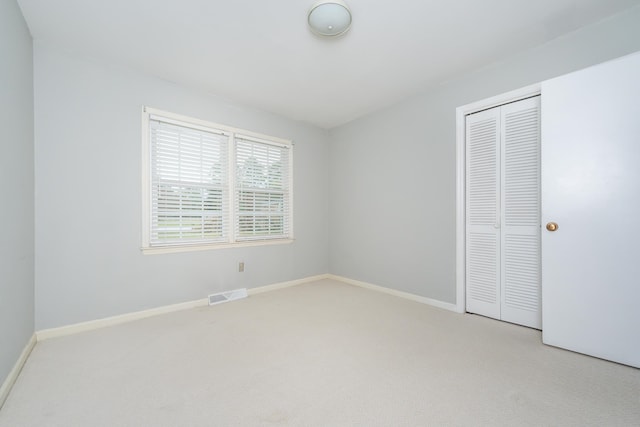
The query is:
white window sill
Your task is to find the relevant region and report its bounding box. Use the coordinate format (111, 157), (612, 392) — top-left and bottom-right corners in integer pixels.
(141, 239), (294, 255)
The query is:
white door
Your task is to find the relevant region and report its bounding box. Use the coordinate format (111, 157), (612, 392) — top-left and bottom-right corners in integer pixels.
(541, 52), (640, 368)
(466, 97), (541, 329)
(466, 107), (501, 320)
(500, 98), (541, 329)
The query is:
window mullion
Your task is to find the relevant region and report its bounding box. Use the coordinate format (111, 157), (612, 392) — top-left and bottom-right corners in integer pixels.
(228, 133), (237, 243)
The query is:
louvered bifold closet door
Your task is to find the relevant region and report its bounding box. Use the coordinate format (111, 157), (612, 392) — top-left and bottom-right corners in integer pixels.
(466, 107), (501, 320)
(500, 97), (541, 329)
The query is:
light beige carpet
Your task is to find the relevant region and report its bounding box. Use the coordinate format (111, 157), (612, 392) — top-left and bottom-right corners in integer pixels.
(1, 279), (639, 426)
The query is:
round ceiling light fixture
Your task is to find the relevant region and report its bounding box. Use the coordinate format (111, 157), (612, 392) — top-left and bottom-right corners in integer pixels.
(307, 0), (352, 37)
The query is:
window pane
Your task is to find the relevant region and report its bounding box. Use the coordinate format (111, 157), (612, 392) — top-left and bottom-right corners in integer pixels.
(235, 137), (290, 240)
(150, 119), (229, 245)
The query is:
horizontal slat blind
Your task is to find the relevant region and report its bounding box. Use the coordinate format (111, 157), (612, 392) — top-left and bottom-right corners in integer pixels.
(150, 119), (229, 245)
(235, 136), (291, 241)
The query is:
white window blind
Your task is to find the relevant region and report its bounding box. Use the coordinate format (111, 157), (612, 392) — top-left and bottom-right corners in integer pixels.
(150, 118), (229, 246)
(143, 108), (293, 252)
(235, 136), (291, 241)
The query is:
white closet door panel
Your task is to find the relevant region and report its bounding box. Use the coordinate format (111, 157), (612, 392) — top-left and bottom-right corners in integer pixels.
(467, 232), (500, 318)
(502, 231), (540, 327)
(466, 108), (500, 320)
(500, 97), (541, 329)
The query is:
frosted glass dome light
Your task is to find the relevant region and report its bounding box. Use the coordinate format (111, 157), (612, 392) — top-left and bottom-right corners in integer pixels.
(308, 0), (352, 37)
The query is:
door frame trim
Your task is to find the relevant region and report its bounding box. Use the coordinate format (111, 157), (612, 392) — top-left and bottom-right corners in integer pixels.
(455, 83), (541, 314)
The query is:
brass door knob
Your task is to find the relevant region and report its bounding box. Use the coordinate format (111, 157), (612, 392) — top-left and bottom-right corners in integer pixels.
(546, 222), (559, 232)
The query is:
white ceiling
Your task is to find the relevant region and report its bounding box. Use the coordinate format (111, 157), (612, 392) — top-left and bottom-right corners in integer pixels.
(17, 0), (640, 129)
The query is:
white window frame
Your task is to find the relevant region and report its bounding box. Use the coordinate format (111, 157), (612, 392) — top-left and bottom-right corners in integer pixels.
(141, 107), (294, 254)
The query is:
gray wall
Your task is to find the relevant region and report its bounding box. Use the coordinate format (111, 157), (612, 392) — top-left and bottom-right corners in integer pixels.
(26, 3), (640, 331)
(0, 0), (35, 387)
(34, 44), (329, 330)
(328, 6), (640, 305)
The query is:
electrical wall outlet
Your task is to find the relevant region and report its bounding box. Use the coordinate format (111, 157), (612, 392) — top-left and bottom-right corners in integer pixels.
(238, 261), (244, 272)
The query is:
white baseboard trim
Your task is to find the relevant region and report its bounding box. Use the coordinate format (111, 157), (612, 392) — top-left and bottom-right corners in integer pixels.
(34, 274), (451, 342)
(0, 333), (37, 410)
(36, 298), (209, 341)
(327, 274), (458, 312)
(248, 274), (330, 295)
(36, 274), (329, 341)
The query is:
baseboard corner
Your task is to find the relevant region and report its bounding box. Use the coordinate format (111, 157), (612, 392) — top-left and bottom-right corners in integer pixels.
(327, 274), (458, 312)
(247, 273), (331, 295)
(0, 333), (37, 410)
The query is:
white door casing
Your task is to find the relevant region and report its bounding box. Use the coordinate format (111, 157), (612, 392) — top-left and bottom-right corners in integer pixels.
(456, 84), (541, 315)
(465, 97), (541, 329)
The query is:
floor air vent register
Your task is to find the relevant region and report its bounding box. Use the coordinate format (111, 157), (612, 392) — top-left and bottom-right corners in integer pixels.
(208, 289), (248, 306)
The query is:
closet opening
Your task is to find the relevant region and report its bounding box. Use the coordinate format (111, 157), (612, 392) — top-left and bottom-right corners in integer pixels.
(455, 84), (541, 329)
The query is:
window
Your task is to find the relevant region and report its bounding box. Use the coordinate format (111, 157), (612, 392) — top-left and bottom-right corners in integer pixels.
(142, 107), (293, 253)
